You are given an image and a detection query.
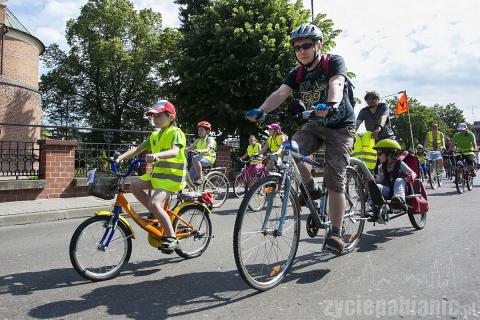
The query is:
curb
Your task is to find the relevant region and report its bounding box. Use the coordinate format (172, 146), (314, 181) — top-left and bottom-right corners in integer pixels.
(0, 202), (147, 227)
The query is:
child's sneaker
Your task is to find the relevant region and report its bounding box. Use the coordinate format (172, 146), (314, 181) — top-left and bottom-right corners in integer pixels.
(159, 236), (179, 254)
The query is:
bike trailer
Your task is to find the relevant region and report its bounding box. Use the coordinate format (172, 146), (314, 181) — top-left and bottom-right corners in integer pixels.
(398, 151), (429, 214)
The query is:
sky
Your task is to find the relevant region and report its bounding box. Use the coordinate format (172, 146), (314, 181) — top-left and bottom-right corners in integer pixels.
(6, 0), (480, 122)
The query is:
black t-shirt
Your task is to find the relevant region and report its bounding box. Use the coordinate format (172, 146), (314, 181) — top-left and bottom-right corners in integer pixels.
(283, 54), (356, 129)
(357, 103), (395, 141)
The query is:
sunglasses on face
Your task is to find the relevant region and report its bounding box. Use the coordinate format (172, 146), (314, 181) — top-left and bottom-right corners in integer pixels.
(293, 42), (315, 52)
(365, 97), (378, 101)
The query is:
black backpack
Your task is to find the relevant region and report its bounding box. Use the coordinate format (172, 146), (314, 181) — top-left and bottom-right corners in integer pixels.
(295, 54), (356, 108)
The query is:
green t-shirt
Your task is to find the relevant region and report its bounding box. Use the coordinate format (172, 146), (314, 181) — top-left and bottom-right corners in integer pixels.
(452, 131), (475, 153)
(142, 128), (184, 151)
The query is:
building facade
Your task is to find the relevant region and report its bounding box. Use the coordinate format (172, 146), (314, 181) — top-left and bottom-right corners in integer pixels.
(0, 5), (44, 141)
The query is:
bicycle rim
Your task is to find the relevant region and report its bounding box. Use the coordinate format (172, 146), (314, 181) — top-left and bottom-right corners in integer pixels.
(70, 216), (131, 281)
(203, 172), (229, 207)
(343, 167), (365, 252)
(246, 177), (265, 211)
(174, 205), (212, 258)
(234, 174), (246, 198)
(455, 170), (464, 194)
(233, 176), (300, 291)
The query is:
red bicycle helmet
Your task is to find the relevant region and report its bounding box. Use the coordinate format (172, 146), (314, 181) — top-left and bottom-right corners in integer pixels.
(197, 121), (212, 130)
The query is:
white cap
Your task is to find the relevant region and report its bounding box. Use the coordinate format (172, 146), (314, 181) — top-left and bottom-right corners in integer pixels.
(457, 123), (467, 131)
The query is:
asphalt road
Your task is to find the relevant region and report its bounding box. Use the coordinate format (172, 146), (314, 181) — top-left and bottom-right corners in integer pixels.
(1, 180), (479, 320)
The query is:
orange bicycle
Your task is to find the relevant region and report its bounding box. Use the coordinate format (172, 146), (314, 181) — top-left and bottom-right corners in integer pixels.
(69, 158), (214, 281)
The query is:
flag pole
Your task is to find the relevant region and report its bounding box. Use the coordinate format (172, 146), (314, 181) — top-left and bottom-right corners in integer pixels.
(404, 90), (415, 150)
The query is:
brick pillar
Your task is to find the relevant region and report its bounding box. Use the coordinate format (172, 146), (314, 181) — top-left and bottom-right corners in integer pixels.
(216, 144), (232, 178)
(38, 139), (77, 199)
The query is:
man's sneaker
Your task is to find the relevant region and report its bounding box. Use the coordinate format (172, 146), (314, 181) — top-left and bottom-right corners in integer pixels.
(298, 188), (322, 206)
(159, 236), (179, 254)
(324, 234), (344, 255)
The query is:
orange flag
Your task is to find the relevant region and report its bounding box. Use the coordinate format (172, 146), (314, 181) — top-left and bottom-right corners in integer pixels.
(395, 91), (409, 115)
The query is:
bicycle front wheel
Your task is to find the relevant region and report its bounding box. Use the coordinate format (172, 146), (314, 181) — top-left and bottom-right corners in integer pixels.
(343, 167), (366, 253)
(233, 173), (246, 198)
(173, 205), (212, 259)
(203, 172), (230, 208)
(455, 169), (465, 194)
(69, 215), (132, 281)
(233, 176), (301, 291)
(466, 172), (473, 191)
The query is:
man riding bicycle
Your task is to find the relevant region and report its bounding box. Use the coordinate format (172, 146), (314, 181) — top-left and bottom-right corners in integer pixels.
(452, 123), (478, 177)
(424, 123), (445, 172)
(246, 23), (356, 255)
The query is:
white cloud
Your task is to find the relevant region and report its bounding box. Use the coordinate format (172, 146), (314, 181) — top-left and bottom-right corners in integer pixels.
(305, 0), (480, 121)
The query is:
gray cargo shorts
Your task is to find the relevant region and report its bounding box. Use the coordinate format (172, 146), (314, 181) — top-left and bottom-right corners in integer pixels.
(292, 122), (355, 193)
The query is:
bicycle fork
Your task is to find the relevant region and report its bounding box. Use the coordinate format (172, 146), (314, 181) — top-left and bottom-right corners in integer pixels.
(98, 206), (122, 250)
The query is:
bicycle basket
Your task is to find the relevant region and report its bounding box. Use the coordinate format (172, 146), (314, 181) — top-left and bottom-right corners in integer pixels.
(88, 170), (119, 200)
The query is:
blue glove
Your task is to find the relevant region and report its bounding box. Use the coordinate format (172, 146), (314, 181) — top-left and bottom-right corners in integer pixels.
(245, 108), (264, 120)
(314, 103), (333, 112)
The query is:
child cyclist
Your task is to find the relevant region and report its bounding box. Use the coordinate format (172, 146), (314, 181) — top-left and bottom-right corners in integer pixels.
(187, 121), (217, 184)
(373, 139), (416, 210)
(116, 100), (187, 254)
(415, 144), (428, 179)
(240, 134), (263, 178)
(260, 123), (287, 171)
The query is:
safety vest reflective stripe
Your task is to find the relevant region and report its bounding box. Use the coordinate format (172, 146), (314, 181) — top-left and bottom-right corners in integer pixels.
(151, 172), (185, 183)
(247, 143), (262, 164)
(154, 161), (185, 170)
(427, 131), (444, 150)
(267, 135), (283, 153)
(352, 131), (377, 170)
(196, 136), (216, 163)
(140, 126), (187, 192)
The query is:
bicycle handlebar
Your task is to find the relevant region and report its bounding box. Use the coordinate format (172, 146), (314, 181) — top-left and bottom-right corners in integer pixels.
(102, 157), (145, 178)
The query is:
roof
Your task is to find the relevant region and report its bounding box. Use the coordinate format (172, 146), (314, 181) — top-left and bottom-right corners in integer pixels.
(5, 8), (31, 35)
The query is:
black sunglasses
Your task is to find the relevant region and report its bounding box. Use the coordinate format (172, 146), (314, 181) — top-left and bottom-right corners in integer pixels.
(293, 42), (315, 52)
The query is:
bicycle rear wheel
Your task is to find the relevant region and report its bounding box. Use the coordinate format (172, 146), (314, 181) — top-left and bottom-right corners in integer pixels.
(203, 172), (230, 208)
(233, 173), (246, 198)
(343, 167), (366, 253)
(69, 215), (132, 281)
(455, 169), (465, 194)
(408, 211), (427, 230)
(173, 205), (212, 259)
(233, 176), (301, 291)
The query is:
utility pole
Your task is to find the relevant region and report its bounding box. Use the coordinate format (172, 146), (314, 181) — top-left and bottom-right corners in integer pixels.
(311, 0), (314, 22)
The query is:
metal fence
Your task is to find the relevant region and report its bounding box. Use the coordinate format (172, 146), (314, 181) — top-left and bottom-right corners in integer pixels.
(0, 141), (40, 179)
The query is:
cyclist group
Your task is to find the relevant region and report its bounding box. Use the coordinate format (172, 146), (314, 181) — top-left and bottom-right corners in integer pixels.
(115, 22), (477, 256)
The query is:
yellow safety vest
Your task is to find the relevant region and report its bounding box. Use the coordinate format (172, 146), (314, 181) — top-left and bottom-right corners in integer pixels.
(140, 126), (187, 192)
(352, 131), (377, 170)
(196, 136), (216, 164)
(426, 131), (444, 151)
(267, 134), (284, 153)
(247, 143), (262, 165)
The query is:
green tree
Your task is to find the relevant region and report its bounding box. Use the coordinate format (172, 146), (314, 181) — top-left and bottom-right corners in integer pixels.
(387, 97), (466, 150)
(40, 0), (180, 142)
(431, 103), (466, 137)
(175, 0), (212, 31)
(169, 0), (342, 144)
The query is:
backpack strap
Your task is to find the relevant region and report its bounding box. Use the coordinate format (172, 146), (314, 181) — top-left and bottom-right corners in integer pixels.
(320, 54), (330, 75)
(295, 54), (330, 85)
(295, 65), (303, 84)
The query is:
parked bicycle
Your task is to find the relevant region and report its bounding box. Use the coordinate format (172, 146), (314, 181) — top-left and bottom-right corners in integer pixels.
(233, 111), (365, 291)
(70, 158), (214, 281)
